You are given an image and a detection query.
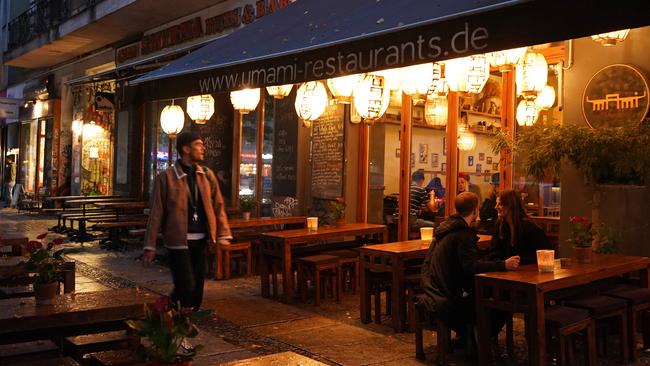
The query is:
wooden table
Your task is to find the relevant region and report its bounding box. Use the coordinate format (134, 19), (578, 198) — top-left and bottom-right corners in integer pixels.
(0, 288), (155, 344)
(475, 254), (650, 366)
(359, 235), (492, 332)
(0, 259), (76, 294)
(92, 201), (148, 220)
(260, 223), (388, 303)
(220, 351), (328, 365)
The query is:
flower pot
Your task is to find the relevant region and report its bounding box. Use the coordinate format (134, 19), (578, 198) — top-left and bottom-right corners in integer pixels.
(335, 218), (346, 227)
(242, 212), (251, 220)
(34, 282), (59, 304)
(574, 246), (593, 264)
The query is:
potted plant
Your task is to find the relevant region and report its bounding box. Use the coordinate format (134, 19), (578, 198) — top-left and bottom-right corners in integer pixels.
(23, 233), (66, 304)
(330, 197), (346, 227)
(126, 296), (211, 366)
(239, 196), (255, 220)
(567, 216), (594, 263)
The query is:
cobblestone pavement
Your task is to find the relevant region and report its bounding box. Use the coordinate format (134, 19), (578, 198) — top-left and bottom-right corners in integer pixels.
(3, 208), (650, 365)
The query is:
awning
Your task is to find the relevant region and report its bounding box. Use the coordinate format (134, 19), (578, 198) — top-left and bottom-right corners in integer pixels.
(132, 0), (650, 99)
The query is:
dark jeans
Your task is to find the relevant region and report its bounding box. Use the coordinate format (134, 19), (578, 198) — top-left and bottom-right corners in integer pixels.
(168, 239), (207, 310)
(440, 296), (509, 339)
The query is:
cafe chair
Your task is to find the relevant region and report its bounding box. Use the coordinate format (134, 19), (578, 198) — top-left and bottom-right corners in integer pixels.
(213, 241), (252, 280)
(297, 254), (341, 306)
(602, 285), (650, 361)
(565, 295), (629, 363)
(545, 305), (597, 366)
(321, 249), (359, 294)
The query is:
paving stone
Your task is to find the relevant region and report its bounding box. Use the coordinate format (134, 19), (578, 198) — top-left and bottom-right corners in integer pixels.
(308, 336), (413, 366)
(274, 324), (380, 349)
(193, 349), (258, 365)
(249, 316), (338, 336)
(205, 297), (308, 327)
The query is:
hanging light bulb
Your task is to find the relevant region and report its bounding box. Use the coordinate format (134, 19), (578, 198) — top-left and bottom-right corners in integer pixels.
(535, 85), (556, 110)
(160, 102), (185, 136)
(353, 74), (391, 124)
(427, 63), (449, 97)
(591, 29), (630, 46)
(487, 47), (527, 72)
(294, 81), (328, 127)
(515, 51), (548, 99)
(516, 100), (540, 126)
(399, 63), (434, 99)
(457, 125), (476, 151)
(445, 55), (490, 94)
(186, 94), (214, 124)
(424, 96), (448, 127)
(327, 74), (361, 104)
(266, 84), (293, 99)
(230, 88), (260, 114)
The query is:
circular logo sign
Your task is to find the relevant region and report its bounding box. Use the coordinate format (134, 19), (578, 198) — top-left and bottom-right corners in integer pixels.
(582, 64), (649, 129)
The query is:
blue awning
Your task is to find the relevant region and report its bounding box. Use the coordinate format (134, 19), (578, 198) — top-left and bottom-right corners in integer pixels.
(132, 0), (650, 99)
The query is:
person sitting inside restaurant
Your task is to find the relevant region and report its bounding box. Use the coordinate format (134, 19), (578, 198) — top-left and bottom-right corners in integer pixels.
(420, 192), (520, 347)
(478, 173), (500, 231)
(458, 172), (482, 203)
(409, 169), (436, 229)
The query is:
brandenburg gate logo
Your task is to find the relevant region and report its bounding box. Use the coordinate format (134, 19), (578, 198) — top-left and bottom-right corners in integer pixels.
(582, 64), (649, 129)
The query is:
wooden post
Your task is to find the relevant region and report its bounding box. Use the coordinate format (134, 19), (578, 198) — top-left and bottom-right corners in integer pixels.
(500, 71), (516, 191)
(356, 115), (369, 223)
(445, 92), (459, 217)
(232, 111), (243, 209)
(398, 92), (412, 241)
(255, 89), (265, 218)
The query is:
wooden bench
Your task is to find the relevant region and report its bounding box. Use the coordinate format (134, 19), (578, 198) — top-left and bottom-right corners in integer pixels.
(94, 221), (148, 250)
(62, 330), (135, 363)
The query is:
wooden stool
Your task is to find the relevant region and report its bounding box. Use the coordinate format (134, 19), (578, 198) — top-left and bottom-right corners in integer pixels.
(215, 241), (252, 280)
(545, 305), (597, 366)
(297, 255), (341, 306)
(565, 295), (629, 363)
(322, 249), (359, 293)
(603, 285), (650, 360)
(369, 271), (392, 324)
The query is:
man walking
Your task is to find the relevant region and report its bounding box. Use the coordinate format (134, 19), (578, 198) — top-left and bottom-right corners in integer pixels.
(144, 131), (232, 310)
(4, 156), (16, 207)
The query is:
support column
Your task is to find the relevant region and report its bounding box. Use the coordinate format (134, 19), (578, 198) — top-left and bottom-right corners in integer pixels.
(232, 111), (243, 208)
(445, 92), (459, 217)
(356, 116), (369, 223)
(398, 92), (412, 241)
(500, 71), (516, 191)
(255, 89), (265, 217)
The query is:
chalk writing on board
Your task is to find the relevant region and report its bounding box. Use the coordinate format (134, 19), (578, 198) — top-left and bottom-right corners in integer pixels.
(311, 103), (344, 199)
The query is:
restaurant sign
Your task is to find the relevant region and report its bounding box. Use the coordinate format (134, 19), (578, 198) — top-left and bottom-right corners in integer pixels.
(582, 64), (649, 129)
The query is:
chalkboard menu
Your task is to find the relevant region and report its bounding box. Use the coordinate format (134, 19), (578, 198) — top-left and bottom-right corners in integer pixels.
(272, 95), (298, 197)
(192, 94), (234, 204)
(311, 103), (344, 199)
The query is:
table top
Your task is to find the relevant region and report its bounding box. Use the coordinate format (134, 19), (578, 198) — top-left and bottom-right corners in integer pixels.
(476, 254), (650, 292)
(92, 201), (148, 209)
(219, 351), (328, 366)
(46, 195), (120, 202)
(260, 223), (387, 241)
(229, 216), (306, 229)
(65, 197), (133, 205)
(361, 240), (430, 254)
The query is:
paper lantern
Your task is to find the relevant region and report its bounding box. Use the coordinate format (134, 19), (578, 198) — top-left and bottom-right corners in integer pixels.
(457, 125), (476, 151)
(424, 96), (448, 126)
(89, 147), (99, 159)
(516, 52), (548, 98)
(535, 85), (556, 110)
(445, 55), (490, 94)
(230, 88), (260, 114)
(399, 63), (434, 97)
(266, 84), (293, 99)
(294, 81), (328, 125)
(160, 103), (185, 136)
(516, 100), (540, 126)
(327, 75), (361, 103)
(591, 29), (630, 46)
(487, 47), (527, 72)
(186, 95), (214, 124)
(353, 74), (390, 123)
(427, 63), (448, 97)
(371, 68), (401, 90)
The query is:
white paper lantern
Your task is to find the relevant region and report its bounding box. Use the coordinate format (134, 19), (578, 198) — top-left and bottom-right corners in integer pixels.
(535, 85), (556, 110)
(160, 103), (185, 136)
(371, 68), (401, 90)
(266, 84), (293, 99)
(516, 52), (548, 98)
(186, 94), (214, 124)
(327, 75), (361, 103)
(353, 74), (391, 123)
(424, 96), (448, 127)
(457, 125), (476, 151)
(591, 29), (630, 46)
(230, 88), (260, 114)
(294, 81), (328, 125)
(487, 47), (527, 71)
(516, 100), (540, 126)
(399, 63), (434, 97)
(427, 63), (449, 97)
(89, 147), (99, 159)
(445, 55), (490, 94)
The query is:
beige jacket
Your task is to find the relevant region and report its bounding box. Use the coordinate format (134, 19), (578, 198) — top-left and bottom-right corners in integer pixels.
(144, 163), (232, 251)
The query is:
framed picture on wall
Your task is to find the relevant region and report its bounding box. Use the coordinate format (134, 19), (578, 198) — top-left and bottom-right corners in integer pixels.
(476, 163), (482, 173)
(419, 144), (429, 163)
(486, 156), (493, 164)
(493, 163), (499, 170)
(479, 153), (485, 161)
(395, 148), (400, 158)
(441, 163), (446, 173)
(442, 137), (446, 156)
(468, 156), (474, 166)
(484, 170), (491, 182)
(431, 153), (439, 167)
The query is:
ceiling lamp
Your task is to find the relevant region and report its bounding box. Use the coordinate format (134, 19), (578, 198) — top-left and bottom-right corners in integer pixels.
(591, 29), (630, 46)
(535, 85), (556, 109)
(294, 81), (328, 127)
(353, 74), (391, 124)
(444, 55), (490, 94)
(424, 96), (448, 127)
(266, 84), (293, 99)
(487, 47), (527, 72)
(230, 88), (260, 114)
(516, 100), (540, 126)
(186, 94), (214, 124)
(515, 51), (548, 99)
(457, 125), (476, 151)
(399, 63), (434, 98)
(327, 74), (361, 103)
(160, 102), (185, 136)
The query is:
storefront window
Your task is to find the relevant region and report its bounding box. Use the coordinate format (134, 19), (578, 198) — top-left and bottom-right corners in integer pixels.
(240, 109), (258, 200)
(261, 94), (274, 216)
(81, 121), (113, 195)
(19, 120), (37, 193)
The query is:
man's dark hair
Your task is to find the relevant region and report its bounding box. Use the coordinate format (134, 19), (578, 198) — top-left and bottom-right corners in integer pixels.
(411, 169), (425, 182)
(176, 131), (202, 155)
(455, 192), (479, 217)
(5, 156), (13, 163)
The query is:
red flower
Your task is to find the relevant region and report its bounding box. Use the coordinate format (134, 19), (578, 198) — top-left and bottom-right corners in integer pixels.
(27, 240), (43, 253)
(151, 296), (170, 313)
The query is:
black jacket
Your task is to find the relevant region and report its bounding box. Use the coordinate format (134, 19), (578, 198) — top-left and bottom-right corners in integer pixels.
(420, 214), (506, 315)
(488, 219), (551, 265)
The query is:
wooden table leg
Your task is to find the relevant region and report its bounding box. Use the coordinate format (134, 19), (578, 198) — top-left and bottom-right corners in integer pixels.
(282, 242), (293, 303)
(260, 241), (270, 298)
(527, 289), (546, 366)
(381, 229), (388, 243)
(360, 257), (371, 324)
(215, 244), (223, 280)
(476, 278), (492, 366)
(391, 257), (404, 332)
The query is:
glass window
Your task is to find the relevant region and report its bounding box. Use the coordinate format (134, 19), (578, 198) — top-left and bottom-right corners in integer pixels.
(240, 108), (258, 200)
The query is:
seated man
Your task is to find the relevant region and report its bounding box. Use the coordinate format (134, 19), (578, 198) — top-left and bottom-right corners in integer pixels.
(420, 192), (520, 344)
(409, 170), (436, 229)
